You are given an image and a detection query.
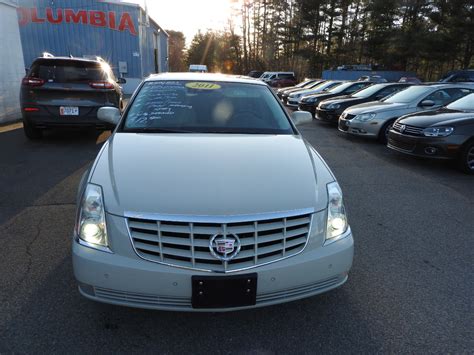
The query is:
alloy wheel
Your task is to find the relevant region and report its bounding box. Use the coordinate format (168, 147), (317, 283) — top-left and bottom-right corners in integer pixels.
(467, 146), (474, 170)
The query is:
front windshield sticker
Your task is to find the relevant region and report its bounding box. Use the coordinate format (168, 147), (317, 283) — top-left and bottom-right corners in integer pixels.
(185, 82), (221, 90)
(127, 81), (193, 123)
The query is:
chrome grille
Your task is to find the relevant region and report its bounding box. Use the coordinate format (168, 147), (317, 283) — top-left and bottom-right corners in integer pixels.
(127, 212), (313, 272)
(393, 122), (424, 136)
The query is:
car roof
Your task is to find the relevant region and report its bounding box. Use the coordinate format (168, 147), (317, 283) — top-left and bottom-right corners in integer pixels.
(32, 56), (104, 65)
(419, 83), (474, 88)
(145, 72), (267, 86)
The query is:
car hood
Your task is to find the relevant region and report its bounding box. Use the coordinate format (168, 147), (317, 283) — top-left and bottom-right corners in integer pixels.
(90, 133), (332, 217)
(398, 109), (474, 127)
(345, 101), (407, 115)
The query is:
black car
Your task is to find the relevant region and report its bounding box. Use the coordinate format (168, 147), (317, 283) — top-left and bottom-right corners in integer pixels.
(315, 83), (412, 124)
(299, 81), (372, 117)
(387, 93), (474, 174)
(20, 55), (125, 139)
(439, 70), (474, 83)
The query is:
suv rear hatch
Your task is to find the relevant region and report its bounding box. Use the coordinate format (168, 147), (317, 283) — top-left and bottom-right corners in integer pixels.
(21, 59), (117, 119)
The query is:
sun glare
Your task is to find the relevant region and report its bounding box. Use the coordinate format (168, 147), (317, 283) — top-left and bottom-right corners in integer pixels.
(132, 0), (235, 44)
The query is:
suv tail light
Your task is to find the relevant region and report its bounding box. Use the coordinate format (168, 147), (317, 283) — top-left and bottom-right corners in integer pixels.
(89, 81), (114, 89)
(22, 77), (45, 87)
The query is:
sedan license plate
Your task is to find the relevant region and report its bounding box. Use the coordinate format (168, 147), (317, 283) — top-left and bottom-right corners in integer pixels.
(59, 106), (79, 116)
(192, 273), (257, 308)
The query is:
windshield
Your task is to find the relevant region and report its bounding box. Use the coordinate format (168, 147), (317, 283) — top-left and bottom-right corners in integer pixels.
(327, 82), (355, 93)
(29, 60), (108, 83)
(297, 80), (315, 88)
(313, 81), (341, 92)
(383, 86), (430, 103)
(305, 81), (323, 89)
(352, 84), (386, 98)
(446, 93), (474, 111)
(121, 80), (294, 134)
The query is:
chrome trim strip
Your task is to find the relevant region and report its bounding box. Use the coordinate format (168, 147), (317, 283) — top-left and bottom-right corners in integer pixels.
(123, 207), (316, 224)
(75, 236), (113, 254)
(124, 209), (316, 274)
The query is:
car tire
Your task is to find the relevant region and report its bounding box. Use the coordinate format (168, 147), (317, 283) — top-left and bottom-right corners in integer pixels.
(23, 120), (42, 140)
(458, 140), (474, 174)
(379, 119), (396, 144)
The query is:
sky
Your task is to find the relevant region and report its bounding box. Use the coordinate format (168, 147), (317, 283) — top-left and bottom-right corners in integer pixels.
(127, 0), (237, 45)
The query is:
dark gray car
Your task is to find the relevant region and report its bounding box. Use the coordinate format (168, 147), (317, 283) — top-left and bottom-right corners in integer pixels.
(20, 56), (125, 139)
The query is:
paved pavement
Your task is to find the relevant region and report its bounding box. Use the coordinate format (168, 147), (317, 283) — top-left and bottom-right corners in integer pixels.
(0, 122), (472, 354)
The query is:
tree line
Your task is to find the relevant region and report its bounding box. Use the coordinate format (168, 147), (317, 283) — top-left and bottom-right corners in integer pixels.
(168, 0), (473, 80)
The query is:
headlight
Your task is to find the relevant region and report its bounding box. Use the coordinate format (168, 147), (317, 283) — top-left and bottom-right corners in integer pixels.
(326, 182), (348, 243)
(354, 112), (376, 122)
(423, 126), (454, 137)
(304, 97), (317, 103)
(76, 183), (110, 251)
(327, 103), (341, 110)
(290, 93), (302, 99)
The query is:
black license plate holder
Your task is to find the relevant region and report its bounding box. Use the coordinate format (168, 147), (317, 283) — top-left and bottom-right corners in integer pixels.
(192, 273), (257, 309)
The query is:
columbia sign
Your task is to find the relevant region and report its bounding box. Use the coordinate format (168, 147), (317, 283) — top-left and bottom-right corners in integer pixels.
(18, 7), (138, 36)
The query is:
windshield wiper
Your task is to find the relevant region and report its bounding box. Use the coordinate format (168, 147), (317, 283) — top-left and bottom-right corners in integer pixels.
(122, 127), (194, 133)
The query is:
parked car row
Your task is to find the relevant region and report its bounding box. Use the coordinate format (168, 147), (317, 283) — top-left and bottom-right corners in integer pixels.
(278, 79), (474, 173)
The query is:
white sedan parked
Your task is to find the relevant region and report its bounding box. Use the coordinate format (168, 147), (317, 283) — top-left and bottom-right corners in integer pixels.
(73, 73), (354, 311)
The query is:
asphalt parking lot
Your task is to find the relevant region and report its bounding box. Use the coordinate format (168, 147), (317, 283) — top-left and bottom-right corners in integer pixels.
(0, 122), (472, 353)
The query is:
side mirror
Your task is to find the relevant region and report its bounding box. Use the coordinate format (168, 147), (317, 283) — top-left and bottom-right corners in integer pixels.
(420, 100), (435, 107)
(291, 111), (313, 125)
(97, 107), (121, 126)
(117, 77), (127, 84)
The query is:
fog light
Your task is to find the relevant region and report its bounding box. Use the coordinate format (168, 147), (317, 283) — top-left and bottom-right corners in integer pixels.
(424, 147), (437, 155)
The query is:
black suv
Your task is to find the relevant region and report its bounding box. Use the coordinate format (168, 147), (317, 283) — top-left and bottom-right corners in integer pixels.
(20, 56), (125, 139)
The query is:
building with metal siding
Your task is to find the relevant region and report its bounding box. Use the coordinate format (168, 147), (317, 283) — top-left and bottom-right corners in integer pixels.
(17, 0), (168, 94)
(0, 0), (25, 124)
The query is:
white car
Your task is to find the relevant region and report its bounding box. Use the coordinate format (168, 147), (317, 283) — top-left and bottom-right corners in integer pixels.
(73, 73), (354, 311)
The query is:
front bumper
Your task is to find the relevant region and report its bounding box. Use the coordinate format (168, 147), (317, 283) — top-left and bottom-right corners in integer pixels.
(73, 213), (354, 312)
(298, 103), (316, 115)
(387, 130), (465, 160)
(286, 99), (300, 108)
(315, 109), (340, 123)
(338, 117), (381, 138)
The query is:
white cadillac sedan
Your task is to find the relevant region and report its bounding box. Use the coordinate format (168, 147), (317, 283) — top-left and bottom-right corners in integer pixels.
(73, 73), (353, 311)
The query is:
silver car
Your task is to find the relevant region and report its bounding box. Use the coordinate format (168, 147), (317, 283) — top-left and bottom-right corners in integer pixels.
(73, 73), (354, 312)
(338, 84), (473, 142)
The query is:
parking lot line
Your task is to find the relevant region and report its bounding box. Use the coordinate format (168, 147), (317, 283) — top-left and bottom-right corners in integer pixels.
(0, 122), (23, 133)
